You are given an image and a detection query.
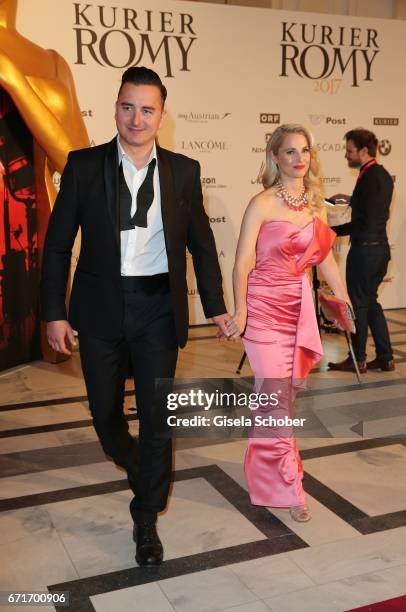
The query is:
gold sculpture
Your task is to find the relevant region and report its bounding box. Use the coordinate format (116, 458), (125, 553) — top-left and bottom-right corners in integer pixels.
(0, 0), (88, 186)
(0, 0), (89, 361)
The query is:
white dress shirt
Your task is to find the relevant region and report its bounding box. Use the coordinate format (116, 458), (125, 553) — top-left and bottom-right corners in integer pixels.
(117, 137), (168, 276)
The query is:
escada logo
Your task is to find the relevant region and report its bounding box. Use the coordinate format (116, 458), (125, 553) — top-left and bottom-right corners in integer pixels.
(178, 112), (231, 123)
(280, 22), (380, 87)
(73, 3), (197, 77)
(315, 142), (346, 152)
(181, 140), (227, 152)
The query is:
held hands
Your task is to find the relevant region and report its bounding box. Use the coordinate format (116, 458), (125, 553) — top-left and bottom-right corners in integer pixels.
(225, 311), (247, 341)
(46, 320), (77, 355)
(212, 313), (232, 339)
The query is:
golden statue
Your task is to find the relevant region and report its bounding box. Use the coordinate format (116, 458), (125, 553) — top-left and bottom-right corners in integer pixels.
(0, 0), (89, 363)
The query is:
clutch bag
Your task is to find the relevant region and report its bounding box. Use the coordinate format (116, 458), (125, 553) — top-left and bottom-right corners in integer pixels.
(318, 291), (356, 333)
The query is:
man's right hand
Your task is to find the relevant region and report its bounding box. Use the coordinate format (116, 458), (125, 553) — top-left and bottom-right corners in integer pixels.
(46, 320), (77, 355)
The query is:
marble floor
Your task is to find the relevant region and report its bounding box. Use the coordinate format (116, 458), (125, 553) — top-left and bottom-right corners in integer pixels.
(0, 310), (406, 612)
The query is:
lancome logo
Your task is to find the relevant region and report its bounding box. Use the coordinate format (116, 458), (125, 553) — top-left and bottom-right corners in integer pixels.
(181, 141), (227, 153)
(73, 3), (197, 76)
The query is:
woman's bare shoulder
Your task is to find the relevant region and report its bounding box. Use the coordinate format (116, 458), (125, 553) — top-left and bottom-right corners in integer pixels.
(246, 187), (278, 217)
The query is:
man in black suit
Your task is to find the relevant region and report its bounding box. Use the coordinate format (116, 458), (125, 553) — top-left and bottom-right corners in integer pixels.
(41, 67), (230, 565)
(328, 128), (394, 373)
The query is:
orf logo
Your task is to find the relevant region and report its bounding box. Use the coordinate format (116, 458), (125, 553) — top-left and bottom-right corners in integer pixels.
(378, 139), (392, 156)
(260, 113), (280, 124)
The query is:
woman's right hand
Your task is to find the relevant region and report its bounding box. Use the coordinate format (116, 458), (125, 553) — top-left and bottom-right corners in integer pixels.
(225, 311), (247, 341)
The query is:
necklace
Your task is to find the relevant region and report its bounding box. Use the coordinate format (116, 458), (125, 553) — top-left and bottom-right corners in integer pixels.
(276, 181), (308, 211)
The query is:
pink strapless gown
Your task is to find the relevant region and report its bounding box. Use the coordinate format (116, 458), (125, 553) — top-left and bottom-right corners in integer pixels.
(242, 217), (336, 507)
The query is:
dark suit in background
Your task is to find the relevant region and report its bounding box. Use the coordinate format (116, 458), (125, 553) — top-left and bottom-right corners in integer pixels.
(332, 162), (394, 362)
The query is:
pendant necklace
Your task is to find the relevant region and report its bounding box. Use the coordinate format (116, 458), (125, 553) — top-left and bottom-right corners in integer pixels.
(276, 181), (308, 211)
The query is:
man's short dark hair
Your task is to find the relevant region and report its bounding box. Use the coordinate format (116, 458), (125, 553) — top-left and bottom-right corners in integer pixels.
(345, 128), (378, 157)
(118, 66), (167, 105)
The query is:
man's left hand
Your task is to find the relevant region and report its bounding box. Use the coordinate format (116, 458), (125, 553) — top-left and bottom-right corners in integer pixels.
(212, 313), (232, 339)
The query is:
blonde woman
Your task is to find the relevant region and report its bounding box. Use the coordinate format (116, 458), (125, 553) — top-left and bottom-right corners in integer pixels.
(227, 124), (350, 522)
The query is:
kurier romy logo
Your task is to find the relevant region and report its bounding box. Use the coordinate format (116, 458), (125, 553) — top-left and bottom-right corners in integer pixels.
(73, 4), (197, 77)
(279, 22), (380, 87)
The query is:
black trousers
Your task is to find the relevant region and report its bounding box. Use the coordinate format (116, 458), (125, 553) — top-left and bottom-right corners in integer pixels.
(346, 244), (393, 362)
(78, 276), (178, 524)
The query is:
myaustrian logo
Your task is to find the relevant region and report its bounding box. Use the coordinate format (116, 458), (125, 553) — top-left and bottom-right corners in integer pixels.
(309, 115), (346, 126)
(181, 141), (227, 153)
(373, 118), (399, 126)
(73, 3), (197, 76)
(260, 113), (280, 124)
(280, 22), (380, 87)
(178, 112), (231, 123)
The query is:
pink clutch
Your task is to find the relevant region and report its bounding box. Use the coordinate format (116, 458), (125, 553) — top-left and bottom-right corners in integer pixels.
(318, 291), (355, 333)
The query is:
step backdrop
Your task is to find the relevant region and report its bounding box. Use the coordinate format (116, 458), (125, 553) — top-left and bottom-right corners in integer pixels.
(17, 0), (406, 322)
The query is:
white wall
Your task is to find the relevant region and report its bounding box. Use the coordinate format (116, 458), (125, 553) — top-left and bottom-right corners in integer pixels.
(17, 0), (406, 320)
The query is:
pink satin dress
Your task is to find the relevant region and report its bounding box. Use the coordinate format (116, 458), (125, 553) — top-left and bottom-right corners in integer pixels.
(242, 217), (336, 507)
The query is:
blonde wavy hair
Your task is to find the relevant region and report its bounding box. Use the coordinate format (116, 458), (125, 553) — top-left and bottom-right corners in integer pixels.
(262, 124), (324, 213)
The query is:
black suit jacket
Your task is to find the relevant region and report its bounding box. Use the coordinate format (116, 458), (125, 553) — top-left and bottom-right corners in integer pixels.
(332, 163), (393, 242)
(40, 138), (226, 347)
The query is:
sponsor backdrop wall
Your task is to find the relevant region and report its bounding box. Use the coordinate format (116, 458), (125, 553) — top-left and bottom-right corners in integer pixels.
(17, 0), (406, 322)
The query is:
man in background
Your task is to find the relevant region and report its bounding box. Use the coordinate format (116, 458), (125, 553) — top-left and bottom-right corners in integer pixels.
(328, 128), (394, 373)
